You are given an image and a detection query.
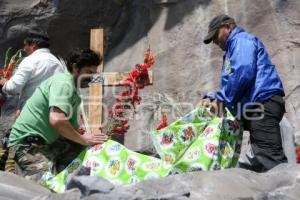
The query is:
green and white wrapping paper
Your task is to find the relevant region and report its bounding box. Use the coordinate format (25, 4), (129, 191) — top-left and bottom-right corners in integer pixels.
(41, 140), (171, 193)
(41, 106), (243, 193)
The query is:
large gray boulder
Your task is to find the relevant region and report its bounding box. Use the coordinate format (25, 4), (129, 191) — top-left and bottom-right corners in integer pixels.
(0, 171), (50, 200)
(85, 164), (300, 200)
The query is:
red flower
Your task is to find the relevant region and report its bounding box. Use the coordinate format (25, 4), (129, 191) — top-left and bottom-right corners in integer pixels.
(122, 120), (129, 126)
(1, 49), (23, 108)
(129, 70), (140, 79)
(132, 95), (142, 105)
(135, 64), (143, 70)
(107, 48), (155, 137)
(296, 147), (300, 163)
(156, 115), (168, 130)
(121, 90), (132, 97)
(4, 63), (15, 80)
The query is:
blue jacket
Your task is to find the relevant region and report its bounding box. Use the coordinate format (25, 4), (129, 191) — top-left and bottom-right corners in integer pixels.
(207, 26), (284, 113)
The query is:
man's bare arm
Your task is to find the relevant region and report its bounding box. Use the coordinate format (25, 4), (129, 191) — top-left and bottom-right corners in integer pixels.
(49, 107), (107, 146)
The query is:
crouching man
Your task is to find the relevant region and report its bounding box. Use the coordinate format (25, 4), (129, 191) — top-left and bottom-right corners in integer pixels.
(7, 49), (107, 182)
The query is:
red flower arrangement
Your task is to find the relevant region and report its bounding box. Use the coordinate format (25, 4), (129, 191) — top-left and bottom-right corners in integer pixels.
(106, 48), (156, 136)
(0, 48), (23, 107)
(0, 48), (23, 80)
(296, 146), (300, 163)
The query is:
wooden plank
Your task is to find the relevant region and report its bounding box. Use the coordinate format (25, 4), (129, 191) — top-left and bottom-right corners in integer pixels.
(87, 28), (155, 136)
(103, 70), (153, 86)
(88, 28), (104, 134)
(88, 83), (103, 132)
(90, 29), (104, 72)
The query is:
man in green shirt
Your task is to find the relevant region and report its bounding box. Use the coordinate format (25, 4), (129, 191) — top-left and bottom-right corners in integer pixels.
(7, 49), (107, 182)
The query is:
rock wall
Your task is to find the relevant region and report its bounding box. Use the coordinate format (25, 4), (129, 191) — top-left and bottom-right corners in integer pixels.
(1, 1), (300, 199)
(1, 0), (300, 147)
(104, 0), (300, 149)
(0, 0), (130, 65)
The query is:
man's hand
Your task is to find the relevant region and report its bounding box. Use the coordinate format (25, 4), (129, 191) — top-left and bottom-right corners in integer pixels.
(198, 98), (222, 116)
(80, 132), (108, 146)
(198, 98), (211, 107)
(50, 106), (108, 146)
(210, 99), (220, 116)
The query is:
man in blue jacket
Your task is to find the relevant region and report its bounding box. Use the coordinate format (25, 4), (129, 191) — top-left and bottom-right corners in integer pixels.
(201, 14), (287, 172)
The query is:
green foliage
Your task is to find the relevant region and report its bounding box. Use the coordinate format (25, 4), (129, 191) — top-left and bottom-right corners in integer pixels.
(3, 48), (12, 70)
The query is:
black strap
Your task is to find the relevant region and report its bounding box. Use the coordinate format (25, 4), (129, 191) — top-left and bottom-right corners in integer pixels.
(24, 136), (46, 145)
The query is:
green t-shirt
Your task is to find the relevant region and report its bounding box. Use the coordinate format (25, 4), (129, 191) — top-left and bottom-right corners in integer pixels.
(8, 72), (81, 147)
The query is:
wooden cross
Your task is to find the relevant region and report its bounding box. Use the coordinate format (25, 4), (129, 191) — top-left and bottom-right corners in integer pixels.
(86, 28), (153, 135)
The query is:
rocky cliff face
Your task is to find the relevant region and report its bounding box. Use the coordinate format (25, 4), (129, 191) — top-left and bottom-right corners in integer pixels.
(2, 0), (299, 147)
(1, 0), (300, 199)
(0, 0), (130, 65)
(1, 0), (300, 147)
(104, 0), (300, 149)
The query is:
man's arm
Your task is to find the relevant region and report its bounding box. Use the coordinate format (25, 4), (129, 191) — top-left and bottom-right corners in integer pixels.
(49, 107), (107, 146)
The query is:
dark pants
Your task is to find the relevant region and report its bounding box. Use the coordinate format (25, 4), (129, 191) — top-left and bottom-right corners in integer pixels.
(239, 94), (288, 172)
